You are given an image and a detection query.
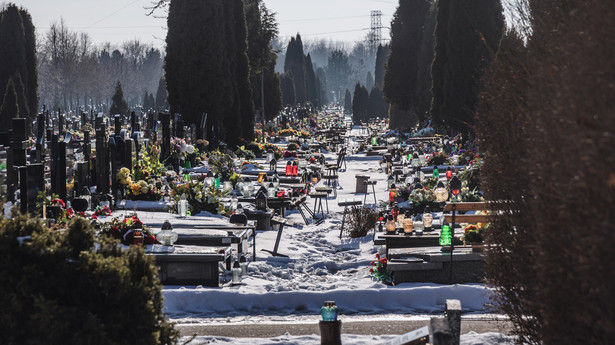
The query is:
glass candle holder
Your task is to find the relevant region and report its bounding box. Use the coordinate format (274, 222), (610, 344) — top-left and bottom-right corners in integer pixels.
(414, 221), (424, 236)
(403, 217), (414, 234)
(321, 301), (338, 321)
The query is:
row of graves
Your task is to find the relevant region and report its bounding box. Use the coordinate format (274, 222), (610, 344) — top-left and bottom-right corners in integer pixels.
(357, 128), (490, 286)
(0, 110), (251, 287)
(0, 109), (354, 287)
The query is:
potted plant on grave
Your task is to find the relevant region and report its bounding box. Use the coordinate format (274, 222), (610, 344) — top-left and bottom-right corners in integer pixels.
(370, 253), (393, 285)
(462, 224), (486, 251)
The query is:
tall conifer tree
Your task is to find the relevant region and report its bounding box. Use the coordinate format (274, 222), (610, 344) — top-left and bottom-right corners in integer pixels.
(383, 0), (430, 129)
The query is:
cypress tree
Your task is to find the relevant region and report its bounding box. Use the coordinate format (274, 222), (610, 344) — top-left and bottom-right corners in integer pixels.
(326, 50), (352, 102)
(244, 0), (281, 120)
(280, 72), (296, 106)
(383, 0), (430, 129)
(415, 4), (436, 123)
(284, 35), (307, 104)
(315, 67), (328, 106)
(142, 90), (151, 111)
(19, 7), (37, 117)
(352, 83), (369, 124)
(0, 4), (29, 119)
(155, 77), (167, 111)
(0, 78), (19, 125)
(374, 44), (389, 88)
(431, 0), (503, 133)
(109, 81), (129, 116)
(365, 72), (374, 92)
(343, 89), (352, 114)
(368, 86), (388, 119)
(305, 53), (317, 106)
(430, 0), (450, 129)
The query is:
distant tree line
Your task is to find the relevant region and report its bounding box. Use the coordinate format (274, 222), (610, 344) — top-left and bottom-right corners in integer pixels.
(37, 18), (165, 115)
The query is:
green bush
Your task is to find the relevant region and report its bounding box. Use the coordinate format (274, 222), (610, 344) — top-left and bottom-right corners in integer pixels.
(0, 215), (178, 345)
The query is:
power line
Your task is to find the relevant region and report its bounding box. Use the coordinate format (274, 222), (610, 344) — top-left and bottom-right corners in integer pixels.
(278, 14), (371, 24)
(84, 0), (141, 29)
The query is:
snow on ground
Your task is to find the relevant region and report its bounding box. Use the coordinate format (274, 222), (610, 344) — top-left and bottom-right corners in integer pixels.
(179, 331), (515, 345)
(112, 141), (507, 343)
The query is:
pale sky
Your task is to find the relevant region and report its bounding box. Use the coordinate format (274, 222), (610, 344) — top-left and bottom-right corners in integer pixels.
(13, 0), (398, 48)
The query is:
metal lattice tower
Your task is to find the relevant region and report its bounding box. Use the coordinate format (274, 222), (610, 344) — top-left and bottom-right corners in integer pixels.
(369, 10), (383, 49)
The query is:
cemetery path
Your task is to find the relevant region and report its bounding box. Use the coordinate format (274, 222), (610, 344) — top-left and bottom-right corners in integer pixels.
(174, 315), (514, 338)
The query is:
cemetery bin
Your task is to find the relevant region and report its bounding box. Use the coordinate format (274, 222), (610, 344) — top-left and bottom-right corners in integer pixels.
(355, 174), (370, 194)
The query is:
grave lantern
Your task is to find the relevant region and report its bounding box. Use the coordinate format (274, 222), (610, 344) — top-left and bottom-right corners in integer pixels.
(433, 165), (439, 179)
(266, 149), (274, 163)
(422, 205), (433, 229)
(205, 171), (215, 187)
(230, 192), (238, 212)
(269, 158), (277, 172)
(450, 176), (461, 199)
(446, 167), (453, 180)
(387, 175), (395, 190)
(272, 173), (280, 190)
(285, 161), (292, 176)
(239, 255), (248, 277)
(255, 190), (268, 211)
(267, 182), (275, 197)
(434, 182), (449, 203)
(178, 193), (188, 217)
(291, 160), (298, 176)
(389, 183), (396, 204)
(231, 260), (242, 285)
(157, 220), (178, 246)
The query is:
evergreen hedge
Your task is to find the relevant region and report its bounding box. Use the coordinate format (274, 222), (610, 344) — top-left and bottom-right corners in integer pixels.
(0, 215), (178, 345)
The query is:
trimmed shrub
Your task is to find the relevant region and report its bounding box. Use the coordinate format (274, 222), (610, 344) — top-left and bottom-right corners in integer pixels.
(0, 215), (178, 344)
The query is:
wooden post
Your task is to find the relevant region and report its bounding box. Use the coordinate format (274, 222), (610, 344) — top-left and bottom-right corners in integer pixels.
(319, 320), (342, 345)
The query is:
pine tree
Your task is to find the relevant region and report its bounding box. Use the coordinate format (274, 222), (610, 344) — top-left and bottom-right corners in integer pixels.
(0, 78), (19, 125)
(109, 81), (129, 116)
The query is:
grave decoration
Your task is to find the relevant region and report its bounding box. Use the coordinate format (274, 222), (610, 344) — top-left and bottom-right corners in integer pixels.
(99, 214), (159, 245)
(169, 179), (227, 215)
(205, 150), (238, 183)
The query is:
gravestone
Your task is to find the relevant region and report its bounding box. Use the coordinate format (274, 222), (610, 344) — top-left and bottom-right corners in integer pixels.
(160, 113), (171, 161)
(27, 163), (44, 213)
(96, 122), (110, 194)
(115, 115), (121, 137)
(174, 113), (184, 138)
(58, 110), (64, 136)
(130, 111), (136, 135)
(35, 113), (45, 163)
(9, 119), (28, 202)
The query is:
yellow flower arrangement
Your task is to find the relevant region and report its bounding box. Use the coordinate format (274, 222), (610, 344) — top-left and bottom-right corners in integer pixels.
(131, 183), (141, 195)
